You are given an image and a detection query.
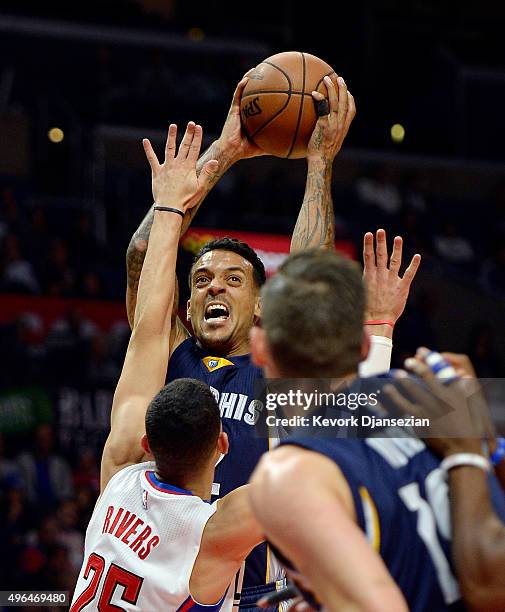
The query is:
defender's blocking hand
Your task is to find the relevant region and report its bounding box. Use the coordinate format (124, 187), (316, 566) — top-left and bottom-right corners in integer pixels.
(363, 229), (421, 328)
(143, 122), (218, 213)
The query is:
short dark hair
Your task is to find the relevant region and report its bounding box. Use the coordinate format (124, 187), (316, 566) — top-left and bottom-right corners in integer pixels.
(145, 379), (220, 480)
(190, 237), (266, 288)
(261, 250), (365, 377)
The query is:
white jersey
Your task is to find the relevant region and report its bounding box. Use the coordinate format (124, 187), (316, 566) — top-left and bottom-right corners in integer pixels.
(70, 462), (233, 612)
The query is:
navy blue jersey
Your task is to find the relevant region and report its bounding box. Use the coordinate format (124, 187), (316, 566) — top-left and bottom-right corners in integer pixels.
(281, 434), (505, 611)
(167, 337), (275, 595)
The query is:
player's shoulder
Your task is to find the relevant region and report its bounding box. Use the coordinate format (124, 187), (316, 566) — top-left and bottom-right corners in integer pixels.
(167, 337), (202, 380)
(105, 460), (156, 491)
(171, 335), (198, 360)
(280, 436), (366, 464)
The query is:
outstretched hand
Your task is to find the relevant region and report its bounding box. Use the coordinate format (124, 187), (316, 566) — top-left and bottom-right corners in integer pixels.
(217, 70), (266, 162)
(143, 122), (218, 214)
(363, 229), (421, 326)
(307, 74), (356, 163)
(383, 347), (494, 458)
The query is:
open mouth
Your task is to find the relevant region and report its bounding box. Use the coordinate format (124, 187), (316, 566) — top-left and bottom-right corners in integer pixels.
(204, 303), (230, 322)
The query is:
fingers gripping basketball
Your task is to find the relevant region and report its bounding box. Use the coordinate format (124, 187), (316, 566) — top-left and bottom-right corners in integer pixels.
(240, 51), (335, 158)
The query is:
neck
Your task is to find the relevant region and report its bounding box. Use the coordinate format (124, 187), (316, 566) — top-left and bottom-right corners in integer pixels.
(155, 463), (215, 501)
(197, 336), (251, 357)
(227, 338), (251, 357)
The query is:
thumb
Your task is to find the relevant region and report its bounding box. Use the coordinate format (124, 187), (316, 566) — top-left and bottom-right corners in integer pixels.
(231, 74), (250, 109)
(199, 159), (219, 188)
(198, 159), (219, 192)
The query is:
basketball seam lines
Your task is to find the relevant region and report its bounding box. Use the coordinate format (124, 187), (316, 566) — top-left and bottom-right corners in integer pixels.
(244, 69), (336, 98)
(241, 90), (313, 97)
(249, 61), (293, 140)
(287, 51), (306, 158)
(315, 70), (336, 92)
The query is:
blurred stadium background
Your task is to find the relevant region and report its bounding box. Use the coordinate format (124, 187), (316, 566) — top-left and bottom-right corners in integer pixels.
(1, 0), (505, 604)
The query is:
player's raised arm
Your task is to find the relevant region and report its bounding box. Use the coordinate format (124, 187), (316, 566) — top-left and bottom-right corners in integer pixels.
(249, 446), (408, 612)
(125, 72), (265, 331)
(362, 229), (421, 340)
(290, 74), (355, 252)
(102, 122), (218, 491)
(360, 229), (421, 376)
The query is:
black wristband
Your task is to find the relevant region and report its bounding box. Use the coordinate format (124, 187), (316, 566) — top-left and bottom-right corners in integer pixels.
(153, 205), (185, 218)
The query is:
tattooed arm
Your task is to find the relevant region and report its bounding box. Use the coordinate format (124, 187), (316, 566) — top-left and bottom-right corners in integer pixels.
(291, 75), (356, 253)
(126, 71), (264, 334)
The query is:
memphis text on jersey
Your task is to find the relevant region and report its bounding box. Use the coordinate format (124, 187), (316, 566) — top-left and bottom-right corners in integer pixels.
(265, 414), (430, 429)
(209, 385), (264, 425)
(101, 505), (159, 559)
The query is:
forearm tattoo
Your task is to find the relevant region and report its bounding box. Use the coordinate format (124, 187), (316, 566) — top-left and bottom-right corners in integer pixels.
(291, 159), (334, 252)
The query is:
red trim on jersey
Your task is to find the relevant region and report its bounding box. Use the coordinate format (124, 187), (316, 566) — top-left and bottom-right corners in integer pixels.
(178, 597), (195, 612)
(145, 471), (193, 496)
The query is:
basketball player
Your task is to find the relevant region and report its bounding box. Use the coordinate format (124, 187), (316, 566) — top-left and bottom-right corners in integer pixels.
(248, 249), (505, 611)
(70, 122), (263, 611)
(126, 73), (420, 608)
(386, 348), (505, 610)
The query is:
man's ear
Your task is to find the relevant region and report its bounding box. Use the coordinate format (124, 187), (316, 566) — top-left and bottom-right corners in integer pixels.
(250, 325), (269, 368)
(360, 328), (371, 363)
(253, 295), (261, 323)
(186, 299), (191, 321)
(217, 431), (229, 456)
(141, 434), (151, 456)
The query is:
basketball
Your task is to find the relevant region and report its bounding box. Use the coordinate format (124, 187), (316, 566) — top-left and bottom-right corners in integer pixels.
(240, 51), (335, 158)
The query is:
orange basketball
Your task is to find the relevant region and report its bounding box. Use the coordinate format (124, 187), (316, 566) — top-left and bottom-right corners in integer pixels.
(240, 51), (335, 158)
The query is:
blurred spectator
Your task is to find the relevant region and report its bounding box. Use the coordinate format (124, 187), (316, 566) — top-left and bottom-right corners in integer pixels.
(86, 332), (120, 386)
(40, 237), (76, 296)
(400, 170), (428, 214)
(355, 164), (402, 217)
(0, 432), (22, 487)
(399, 208), (432, 254)
(16, 424), (74, 508)
(79, 270), (103, 298)
(73, 448), (100, 494)
(75, 485), (97, 532)
(20, 516), (61, 589)
(23, 207), (50, 266)
(481, 243), (505, 297)
(0, 233), (40, 293)
(45, 310), (96, 384)
(0, 187), (20, 235)
(72, 212), (99, 260)
(0, 483), (32, 586)
(433, 221), (475, 265)
(56, 499), (84, 572)
(0, 317), (42, 385)
(44, 544), (76, 592)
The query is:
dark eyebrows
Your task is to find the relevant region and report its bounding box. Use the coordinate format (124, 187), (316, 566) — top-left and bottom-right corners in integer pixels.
(224, 266), (246, 275)
(193, 266), (212, 277)
(191, 265), (248, 285)
(194, 266), (246, 276)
